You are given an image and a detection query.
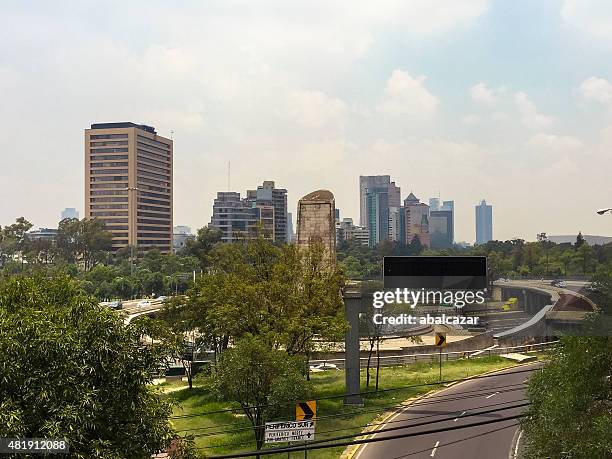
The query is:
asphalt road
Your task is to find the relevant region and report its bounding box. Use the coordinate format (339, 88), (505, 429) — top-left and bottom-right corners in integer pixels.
(354, 363), (540, 459)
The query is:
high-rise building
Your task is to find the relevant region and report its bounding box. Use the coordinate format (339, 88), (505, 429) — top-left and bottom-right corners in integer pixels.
(439, 199), (455, 245)
(429, 198), (440, 212)
(246, 181), (288, 242)
(296, 190), (336, 259)
(287, 212), (294, 243)
(475, 199), (493, 245)
(210, 192), (270, 242)
(404, 193), (430, 247)
(430, 210), (453, 249)
(366, 187), (389, 247)
(85, 122), (173, 252)
(359, 175), (400, 228)
(388, 206), (405, 242)
(60, 207), (79, 221)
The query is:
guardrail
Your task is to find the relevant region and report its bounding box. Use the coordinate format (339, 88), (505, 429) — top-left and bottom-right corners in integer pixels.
(307, 340), (558, 370)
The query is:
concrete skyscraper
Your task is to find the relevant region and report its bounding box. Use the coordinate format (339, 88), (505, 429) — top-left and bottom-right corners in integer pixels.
(475, 199), (493, 245)
(85, 122), (173, 252)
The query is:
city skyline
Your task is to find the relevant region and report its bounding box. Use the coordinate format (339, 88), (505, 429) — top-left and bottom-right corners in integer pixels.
(2, 1), (612, 242)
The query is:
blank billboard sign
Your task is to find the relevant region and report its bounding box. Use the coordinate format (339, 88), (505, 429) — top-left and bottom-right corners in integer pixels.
(383, 256), (487, 289)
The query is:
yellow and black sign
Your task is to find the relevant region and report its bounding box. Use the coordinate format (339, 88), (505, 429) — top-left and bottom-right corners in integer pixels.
(296, 400), (316, 422)
(435, 333), (447, 348)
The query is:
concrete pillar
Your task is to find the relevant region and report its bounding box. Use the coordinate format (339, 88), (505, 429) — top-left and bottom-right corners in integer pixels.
(344, 291), (364, 406)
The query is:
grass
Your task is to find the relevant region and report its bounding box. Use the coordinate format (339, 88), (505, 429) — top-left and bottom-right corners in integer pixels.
(166, 355), (536, 458)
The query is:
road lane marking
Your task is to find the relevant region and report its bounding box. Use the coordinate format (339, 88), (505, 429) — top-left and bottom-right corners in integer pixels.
(430, 441), (440, 457)
(513, 430), (523, 458)
(453, 411), (467, 422)
(485, 391), (500, 399)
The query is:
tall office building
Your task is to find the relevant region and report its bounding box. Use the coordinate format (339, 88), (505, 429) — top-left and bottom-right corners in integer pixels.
(359, 175), (400, 228)
(430, 210), (453, 249)
(85, 122), (173, 252)
(440, 200), (455, 245)
(388, 206), (405, 243)
(475, 199), (493, 245)
(60, 207), (79, 221)
(404, 193), (430, 247)
(287, 212), (294, 243)
(366, 187), (390, 247)
(246, 181), (288, 242)
(210, 191), (272, 242)
(429, 198), (440, 212)
(296, 190), (336, 259)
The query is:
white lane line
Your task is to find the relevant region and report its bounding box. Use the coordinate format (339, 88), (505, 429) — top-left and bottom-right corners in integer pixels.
(513, 430), (523, 458)
(453, 411), (467, 422)
(430, 441), (440, 457)
(485, 391), (500, 399)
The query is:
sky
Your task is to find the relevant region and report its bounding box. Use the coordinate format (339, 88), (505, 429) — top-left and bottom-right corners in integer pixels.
(1, 0), (612, 243)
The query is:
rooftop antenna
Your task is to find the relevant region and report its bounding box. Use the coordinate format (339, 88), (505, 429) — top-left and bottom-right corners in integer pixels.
(227, 161), (231, 191)
(170, 130), (174, 140)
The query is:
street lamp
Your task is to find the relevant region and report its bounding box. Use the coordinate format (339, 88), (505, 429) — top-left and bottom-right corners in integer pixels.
(596, 208), (612, 215)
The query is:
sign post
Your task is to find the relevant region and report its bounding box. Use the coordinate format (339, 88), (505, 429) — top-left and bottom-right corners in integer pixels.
(264, 421), (315, 444)
(435, 332), (447, 382)
(296, 401), (316, 458)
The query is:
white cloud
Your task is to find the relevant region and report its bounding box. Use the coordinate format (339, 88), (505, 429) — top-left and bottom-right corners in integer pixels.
(462, 114), (482, 124)
(285, 90), (348, 132)
(526, 133), (583, 153)
(377, 70), (439, 118)
(470, 82), (496, 103)
(561, 0), (612, 41)
(579, 76), (612, 105)
(514, 92), (554, 130)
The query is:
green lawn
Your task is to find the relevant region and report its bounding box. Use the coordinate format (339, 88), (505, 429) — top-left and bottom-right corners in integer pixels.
(167, 356), (528, 458)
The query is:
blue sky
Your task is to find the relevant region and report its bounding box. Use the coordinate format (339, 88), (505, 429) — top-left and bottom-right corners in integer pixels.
(1, 0), (612, 242)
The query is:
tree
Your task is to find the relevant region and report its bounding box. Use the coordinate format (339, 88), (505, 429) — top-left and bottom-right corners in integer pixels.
(182, 226), (222, 269)
(522, 337), (612, 458)
(210, 335), (310, 453)
(56, 218), (113, 270)
(576, 231), (586, 249)
(0, 274), (178, 458)
(177, 237), (346, 362)
(0, 217), (33, 266)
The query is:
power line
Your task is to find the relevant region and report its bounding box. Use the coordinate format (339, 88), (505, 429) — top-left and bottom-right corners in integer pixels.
(179, 383), (528, 437)
(175, 380), (526, 432)
(207, 412), (527, 458)
(389, 422), (520, 459)
(193, 401), (528, 449)
(170, 366), (538, 419)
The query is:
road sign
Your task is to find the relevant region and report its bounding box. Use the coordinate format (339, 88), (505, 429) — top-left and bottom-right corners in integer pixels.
(435, 333), (447, 348)
(296, 400), (316, 421)
(265, 421), (315, 443)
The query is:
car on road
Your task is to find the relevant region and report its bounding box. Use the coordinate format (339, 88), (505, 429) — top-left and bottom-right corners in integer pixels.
(551, 280), (568, 288)
(157, 296), (169, 302)
(309, 362), (340, 372)
(137, 300), (152, 308)
(107, 300), (123, 310)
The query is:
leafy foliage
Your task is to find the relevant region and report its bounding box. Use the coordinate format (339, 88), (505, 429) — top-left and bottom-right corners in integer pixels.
(209, 335), (310, 451)
(0, 275), (178, 458)
(522, 337), (612, 458)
